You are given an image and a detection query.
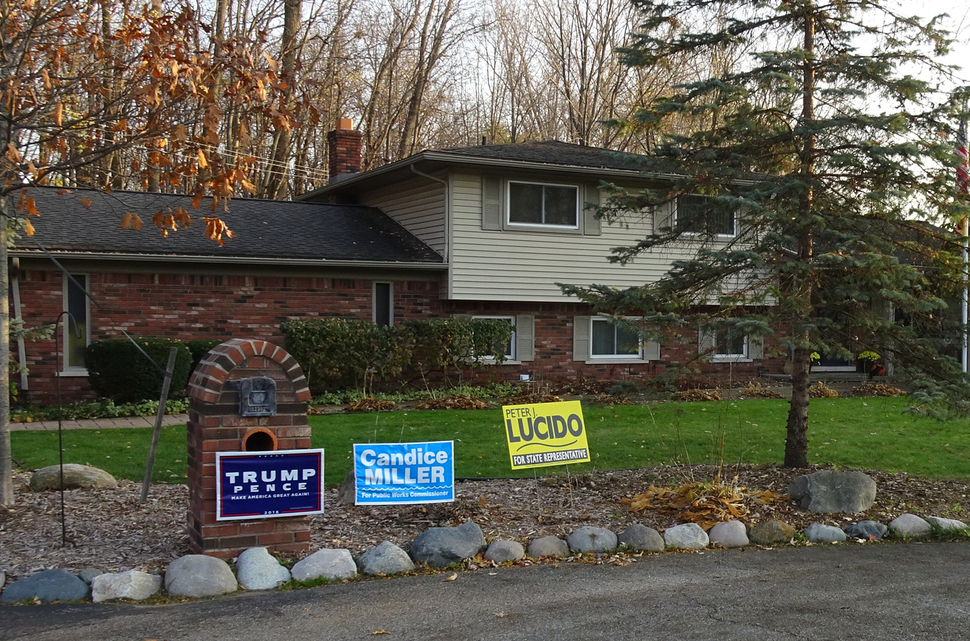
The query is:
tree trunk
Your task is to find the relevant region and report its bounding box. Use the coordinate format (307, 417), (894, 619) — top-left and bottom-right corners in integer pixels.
(0, 203), (11, 506)
(784, 345), (811, 467)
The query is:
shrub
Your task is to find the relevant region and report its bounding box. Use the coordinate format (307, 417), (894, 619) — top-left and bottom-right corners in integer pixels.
(85, 337), (192, 403)
(187, 339), (226, 374)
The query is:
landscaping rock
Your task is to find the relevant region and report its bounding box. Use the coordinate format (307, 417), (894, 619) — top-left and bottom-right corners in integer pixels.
(356, 542), (415, 576)
(485, 540), (525, 563)
(708, 521), (749, 548)
(804, 523), (847, 543)
(91, 570), (162, 603)
(845, 520), (888, 540)
(664, 523), (709, 549)
(29, 464), (117, 491)
(292, 549), (357, 582)
(77, 568), (103, 585)
(164, 555), (237, 598)
(236, 547), (291, 590)
(749, 519), (796, 545)
(409, 521), (486, 568)
(1, 569), (90, 604)
(787, 470), (876, 513)
(926, 516), (969, 531)
(617, 524), (664, 553)
(889, 514), (932, 538)
(567, 526), (618, 553)
(527, 535), (569, 559)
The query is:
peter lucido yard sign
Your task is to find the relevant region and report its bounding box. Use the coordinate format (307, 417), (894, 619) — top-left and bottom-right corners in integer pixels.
(503, 400), (591, 469)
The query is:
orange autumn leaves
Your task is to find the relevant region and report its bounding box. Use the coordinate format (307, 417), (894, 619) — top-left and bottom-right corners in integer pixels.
(620, 480), (787, 530)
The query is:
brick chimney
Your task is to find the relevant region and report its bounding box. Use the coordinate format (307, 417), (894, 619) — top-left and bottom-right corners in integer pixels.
(327, 118), (362, 181)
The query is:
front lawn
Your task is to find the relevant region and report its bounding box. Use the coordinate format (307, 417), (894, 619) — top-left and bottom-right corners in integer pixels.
(12, 396), (970, 486)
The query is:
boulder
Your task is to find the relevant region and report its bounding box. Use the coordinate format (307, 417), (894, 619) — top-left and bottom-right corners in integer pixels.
(708, 521), (749, 548)
(664, 523), (709, 550)
(1, 569), (90, 604)
(91, 570), (162, 603)
(787, 470), (876, 513)
(236, 547), (291, 590)
(889, 513), (931, 538)
(526, 536), (570, 559)
(29, 464), (117, 491)
(617, 524), (664, 553)
(409, 521), (486, 568)
(164, 555), (237, 598)
(804, 523), (847, 543)
(484, 540), (525, 563)
(356, 542), (415, 576)
(926, 516), (969, 531)
(566, 526), (618, 553)
(77, 568), (104, 585)
(749, 519), (796, 545)
(845, 520), (888, 541)
(291, 549), (357, 582)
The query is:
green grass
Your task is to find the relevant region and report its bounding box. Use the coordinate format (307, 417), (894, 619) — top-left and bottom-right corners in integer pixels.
(12, 396), (970, 486)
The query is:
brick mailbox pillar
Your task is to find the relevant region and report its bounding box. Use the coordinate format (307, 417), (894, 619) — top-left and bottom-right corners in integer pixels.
(186, 338), (314, 559)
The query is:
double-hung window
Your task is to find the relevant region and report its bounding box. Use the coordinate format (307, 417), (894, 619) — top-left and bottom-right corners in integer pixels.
(714, 328), (747, 359)
(590, 316), (642, 359)
(676, 194), (736, 236)
(508, 181), (579, 228)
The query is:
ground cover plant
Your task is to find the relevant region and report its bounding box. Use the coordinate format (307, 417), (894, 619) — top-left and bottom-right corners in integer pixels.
(12, 396), (970, 486)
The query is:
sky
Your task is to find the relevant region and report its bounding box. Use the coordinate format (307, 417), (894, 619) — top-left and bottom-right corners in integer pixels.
(914, 0), (970, 86)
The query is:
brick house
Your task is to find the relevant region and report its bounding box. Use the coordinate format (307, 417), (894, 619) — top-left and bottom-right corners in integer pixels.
(11, 124), (783, 403)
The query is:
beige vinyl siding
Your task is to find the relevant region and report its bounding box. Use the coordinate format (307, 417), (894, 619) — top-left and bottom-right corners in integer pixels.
(448, 171), (699, 302)
(359, 179), (447, 256)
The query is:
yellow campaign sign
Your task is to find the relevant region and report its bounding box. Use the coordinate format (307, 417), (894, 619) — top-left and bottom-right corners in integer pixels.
(502, 400), (591, 470)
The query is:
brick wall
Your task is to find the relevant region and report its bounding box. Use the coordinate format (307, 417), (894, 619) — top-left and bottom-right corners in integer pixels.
(13, 267), (784, 404)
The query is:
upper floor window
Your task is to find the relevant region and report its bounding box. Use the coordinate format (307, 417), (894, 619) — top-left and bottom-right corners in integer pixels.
(590, 316), (641, 359)
(508, 181), (579, 228)
(676, 194), (736, 236)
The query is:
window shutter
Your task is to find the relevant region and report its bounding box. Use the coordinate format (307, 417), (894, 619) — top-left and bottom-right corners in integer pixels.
(655, 201), (675, 234)
(642, 340), (660, 361)
(482, 176), (501, 230)
(515, 314), (535, 362)
(748, 335), (764, 360)
(573, 316), (590, 361)
(583, 185), (601, 236)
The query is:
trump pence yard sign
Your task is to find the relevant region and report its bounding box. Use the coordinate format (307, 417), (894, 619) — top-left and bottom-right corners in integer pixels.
(502, 400), (591, 470)
(216, 449), (325, 521)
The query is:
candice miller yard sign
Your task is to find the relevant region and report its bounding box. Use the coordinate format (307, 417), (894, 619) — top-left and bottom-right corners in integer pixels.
(353, 441), (455, 505)
(216, 450), (325, 521)
(503, 400), (591, 470)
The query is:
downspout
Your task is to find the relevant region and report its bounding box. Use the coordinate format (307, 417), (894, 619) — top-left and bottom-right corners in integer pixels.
(10, 258), (27, 392)
(409, 165), (451, 295)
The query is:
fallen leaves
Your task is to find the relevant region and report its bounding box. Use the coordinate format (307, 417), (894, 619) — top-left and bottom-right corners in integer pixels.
(347, 398), (398, 413)
(620, 480), (789, 530)
(671, 389), (722, 402)
(413, 395), (488, 411)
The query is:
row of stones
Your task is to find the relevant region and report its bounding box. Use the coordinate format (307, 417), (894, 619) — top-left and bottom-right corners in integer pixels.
(2, 512), (962, 604)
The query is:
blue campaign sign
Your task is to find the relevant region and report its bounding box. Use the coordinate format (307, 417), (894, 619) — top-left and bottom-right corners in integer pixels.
(216, 449), (325, 521)
(353, 441), (454, 506)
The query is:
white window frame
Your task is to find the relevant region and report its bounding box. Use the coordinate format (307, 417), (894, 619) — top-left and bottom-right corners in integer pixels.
(713, 328), (749, 362)
(373, 281), (393, 327)
(506, 180), (580, 230)
(700, 327), (760, 363)
(61, 273), (91, 375)
(676, 194), (736, 238)
(473, 315), (517, 362)
(589, 316), (643, 361)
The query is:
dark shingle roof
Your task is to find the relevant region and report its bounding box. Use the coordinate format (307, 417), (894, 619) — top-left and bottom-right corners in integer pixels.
(12, 187), (442, 264)
(438, 140), (652, 173)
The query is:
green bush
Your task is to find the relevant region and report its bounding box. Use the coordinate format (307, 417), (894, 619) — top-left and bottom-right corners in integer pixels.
(187, 339), (225, 374)
(85, 337), (192, 403)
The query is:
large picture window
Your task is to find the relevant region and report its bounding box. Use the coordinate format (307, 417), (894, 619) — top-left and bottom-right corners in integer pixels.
(590, 317), (641, 359)
(508, 181), (579, 228)
(676, 194), (736, 236)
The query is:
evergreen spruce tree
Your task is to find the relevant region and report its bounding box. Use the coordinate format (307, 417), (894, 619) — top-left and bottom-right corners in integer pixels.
(561, 0), (970, 467)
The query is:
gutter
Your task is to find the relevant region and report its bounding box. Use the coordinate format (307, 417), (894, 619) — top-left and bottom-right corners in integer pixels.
(8, 250), (446, 270)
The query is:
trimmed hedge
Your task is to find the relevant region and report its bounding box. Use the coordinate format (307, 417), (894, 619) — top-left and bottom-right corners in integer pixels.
(85, 337), (192, 403)
(187, 339), (226, 375)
